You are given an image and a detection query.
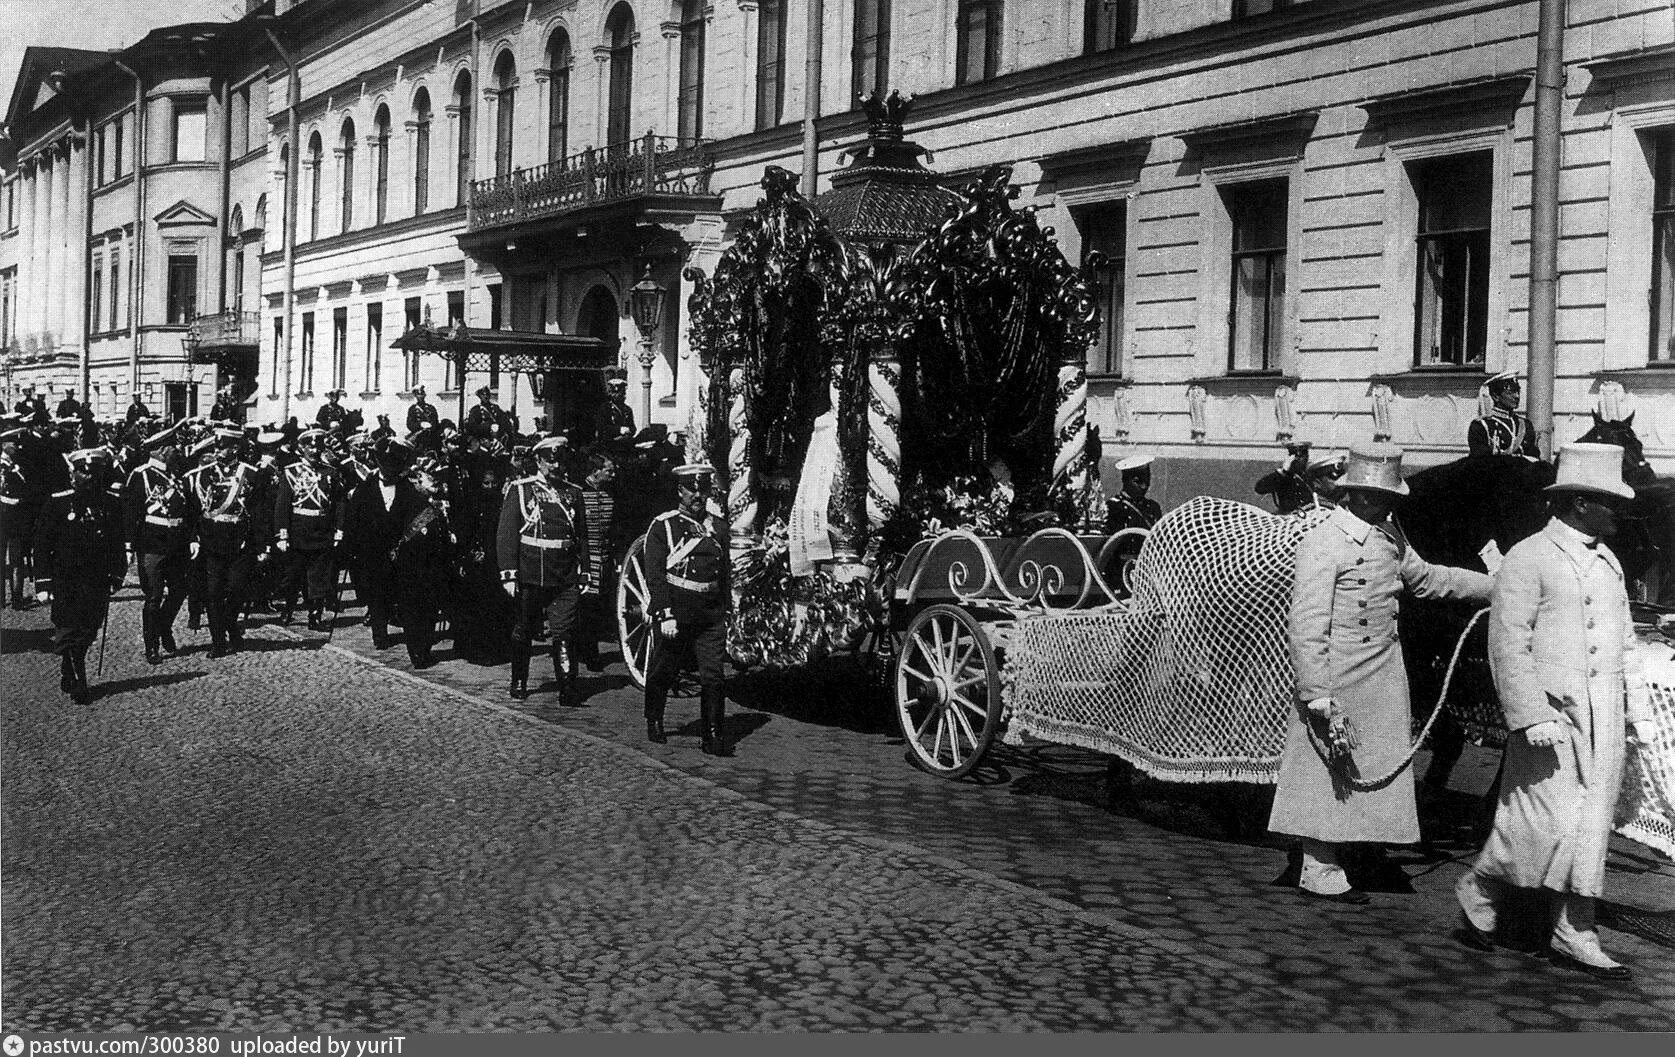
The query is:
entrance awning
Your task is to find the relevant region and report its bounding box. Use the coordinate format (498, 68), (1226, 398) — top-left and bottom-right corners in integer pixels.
(390, 325), (618, 374)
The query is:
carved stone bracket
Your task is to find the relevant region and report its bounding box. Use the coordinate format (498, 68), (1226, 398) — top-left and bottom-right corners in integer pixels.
(1188, 385), (1208, 441)
(1597, 379), (1627, 421)
(1371, 383), (1395, 442)
(1274, 384), (1297, 442)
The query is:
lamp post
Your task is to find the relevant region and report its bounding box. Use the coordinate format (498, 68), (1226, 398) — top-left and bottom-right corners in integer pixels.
(628, 264), (668, 430)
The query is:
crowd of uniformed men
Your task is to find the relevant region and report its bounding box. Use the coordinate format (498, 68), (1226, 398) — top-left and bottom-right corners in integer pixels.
(0, 372), (737, 756)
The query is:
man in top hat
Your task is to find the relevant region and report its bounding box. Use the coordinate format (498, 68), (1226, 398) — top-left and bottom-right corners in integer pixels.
(1454, 442), (1656, 979)
(466, 386), (514, 441)
(316, 389), (350, 433)
(407, 384), (440, 436)
(1105, 454), (1163, 534)
(33, 447), (127, 701)
(497, 436), (595, 702)
(643, 462), (730, 755)
(601, 373), (636, 442)
(343, 436), (428, 651)
(1270, 441), (1492, 903)
(1468, 371), (1541, 459)
(274, 428), (348, 630)
(124, 422), (198, 663)
(185, 427), (262, 657)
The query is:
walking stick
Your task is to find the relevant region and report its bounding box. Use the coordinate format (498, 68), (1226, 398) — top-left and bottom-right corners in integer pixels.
(96, 588), (112, 680)
(323, 563), (350, 645)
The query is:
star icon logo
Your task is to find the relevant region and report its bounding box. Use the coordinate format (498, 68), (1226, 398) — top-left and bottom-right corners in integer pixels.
(3, 1035), (24, 1056)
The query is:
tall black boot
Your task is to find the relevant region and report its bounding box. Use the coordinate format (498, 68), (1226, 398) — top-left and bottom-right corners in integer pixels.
(645, 685), (668, 743)
(59, 653), (75, 693)
(508, 646), (530, 700)
(307, 602), (326, 631)
(700, 685), (731, 757)
(207, 601), (228, 658)
(70, 648), (91, 703)
(143, 610), (162, 664)
(553, 642), (579, 706)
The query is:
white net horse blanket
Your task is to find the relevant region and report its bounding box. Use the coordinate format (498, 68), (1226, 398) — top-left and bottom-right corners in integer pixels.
(1006, 496), (1675, 858)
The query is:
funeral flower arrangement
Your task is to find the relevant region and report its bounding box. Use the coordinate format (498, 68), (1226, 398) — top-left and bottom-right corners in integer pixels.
(726, 517), (889, 671)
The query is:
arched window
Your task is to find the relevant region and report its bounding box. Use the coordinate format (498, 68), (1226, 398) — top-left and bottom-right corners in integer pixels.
(229, 205), (245, 311)
(605, 4), (634, 147)
(755, 0), (787, 130)
(307, 132), (323, 240)
(412, 89), (432, 214)
(546, 30), (571, 164)
(453, 71), (474, 206)
(493, 52), (517, 177)
(955, 1), (1002, 85)
(676, 0), (705, 146)
(373, 105), (391, 224)
(339, 118), (357, 232)
(852, 0), (890, 105)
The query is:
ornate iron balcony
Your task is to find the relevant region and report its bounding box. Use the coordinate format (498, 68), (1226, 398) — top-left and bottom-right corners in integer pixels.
(187, 309), (261, 351)
(467, 132), (716, 234)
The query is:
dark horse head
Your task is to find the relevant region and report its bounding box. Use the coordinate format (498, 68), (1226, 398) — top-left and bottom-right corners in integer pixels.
(1576, 411), (1675, 602)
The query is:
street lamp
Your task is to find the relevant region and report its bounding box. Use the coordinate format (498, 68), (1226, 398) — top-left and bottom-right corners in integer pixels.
(628, 264), (668, 429)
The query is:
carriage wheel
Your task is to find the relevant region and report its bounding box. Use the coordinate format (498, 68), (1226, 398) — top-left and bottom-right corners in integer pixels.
(616, 534), (653, 689)
(894, 604), (1003, 779)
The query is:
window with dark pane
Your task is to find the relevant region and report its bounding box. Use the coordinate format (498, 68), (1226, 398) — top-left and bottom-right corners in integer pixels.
(956, 1), (1002, 86)
(166, 254), (198, 326)
(1225, 179), (1288, 373)
(1411, 152), (1491, 367)
(756, 0), (787, 130)
(852, 0), (891, 106)
(1651, 127), (1675, 362)
(1078, 202), (1127, 376)
(677, 0), (706, 147)
(606, 5), (635, 146)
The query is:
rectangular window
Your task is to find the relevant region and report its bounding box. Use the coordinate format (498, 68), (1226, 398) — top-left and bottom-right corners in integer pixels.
(446, 290), (465, 390)
(172, 100), (207, 163)
(113, 117), (126, 177)
(5, 182), (14, 229)
(366, 302), (383, 393)
(332, 307), (348, 391)
(110, 253), (121, 332)
(166, 254), (199, 325)
(90, 256), (103, 333)
(1085, 0), (1137, 54)
(1651, 128), (1675, 362)
(677, 5), (706, 147)
(94, 127), (106, 187)
(1234, 0), (1290, 16)
(1079, 203), (1126, 376)
(1411, 152), (1492, 367)
(488, 283), (503, 388)
(301, 312), (315, 393)
(852, 0), (891, 105)
(415, 119), (431, 214)
(405, 296), (422, 390)
(2, 272), (12, 348)
(1225, 179), (1288, 373)
(956, 1), (1003, 86)
(273, 317), (284, 394)
(756, 0), (787, 130)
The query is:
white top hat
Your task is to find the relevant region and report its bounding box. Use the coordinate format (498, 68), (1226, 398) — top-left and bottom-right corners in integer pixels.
(1338, 441), (1409, 496)
(1546, 442), (1635, 501)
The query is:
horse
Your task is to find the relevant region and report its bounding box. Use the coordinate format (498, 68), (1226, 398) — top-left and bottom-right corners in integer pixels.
(1575, 411), (1675, 604)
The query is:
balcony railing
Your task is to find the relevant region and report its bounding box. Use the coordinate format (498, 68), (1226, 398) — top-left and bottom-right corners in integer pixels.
(187, 309), (261, 351)
(467, 132), (716, 233)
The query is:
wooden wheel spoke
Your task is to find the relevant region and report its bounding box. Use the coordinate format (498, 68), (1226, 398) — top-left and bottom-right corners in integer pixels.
(901, 662), (937, 686)
(930, 711), (947, 763)
(948, 702), (980, 752)
(625, 577), (648, 607)
(950, 692), (987, 719)
(912, 702), (940, 741)
(952, 671), (986, 691)
(943, 713), (965, 767)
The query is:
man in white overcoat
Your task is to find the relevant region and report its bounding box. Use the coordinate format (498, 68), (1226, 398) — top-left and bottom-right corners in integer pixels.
(1271, 441), (1493, 903)
(1455, 442), (1657, 980)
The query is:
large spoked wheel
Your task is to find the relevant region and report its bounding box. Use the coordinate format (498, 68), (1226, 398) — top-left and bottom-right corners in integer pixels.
(894, 604), (1003, 779)
(617, 534), (653, 689)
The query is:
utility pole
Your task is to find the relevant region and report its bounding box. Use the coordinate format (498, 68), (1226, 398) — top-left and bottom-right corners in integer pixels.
(1526, 0), (1565, 459)
(800, 0), (823, 199)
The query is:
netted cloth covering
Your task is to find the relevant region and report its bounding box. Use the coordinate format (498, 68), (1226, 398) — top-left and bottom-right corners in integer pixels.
(1007, 497), (1329, 783)
(1616, 638), (1675, 858)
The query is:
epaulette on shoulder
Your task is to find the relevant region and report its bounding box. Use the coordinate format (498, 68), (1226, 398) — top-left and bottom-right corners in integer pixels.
(51, 488), (72, 498)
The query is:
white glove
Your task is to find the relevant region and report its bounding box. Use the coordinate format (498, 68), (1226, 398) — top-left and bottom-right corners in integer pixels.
(1305, 697), (1334, 719)
(1525, 720), (1569, 748)
(658, 617), (678, 639)
(35, 591), (49, 605)
(1631, 719), (1657, 746)
(275, 538), (289, 553)
(501, 580), (517, 597)
(188, 542), (201, 559)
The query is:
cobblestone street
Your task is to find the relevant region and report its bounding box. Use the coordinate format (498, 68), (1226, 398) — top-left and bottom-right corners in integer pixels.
(4, 591), (1674, 1032)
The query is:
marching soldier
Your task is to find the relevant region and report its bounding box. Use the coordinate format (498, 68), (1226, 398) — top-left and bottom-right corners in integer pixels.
(1467, 371), (1541, 459)
(274, 428), (347, 630)
(1106, 454), (1163, 533)
(33, 448), (127, 702)
(643, 464), (730, 755)
(391, 460), (458, 670)
(497, 436), (595, 703)
(185, 428), (261, 657)
(124, 424), (197, 663)
(406, 384), (440, 435)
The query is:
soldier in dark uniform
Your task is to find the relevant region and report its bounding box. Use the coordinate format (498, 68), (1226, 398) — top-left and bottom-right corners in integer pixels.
(314, 389), (350, 434)
(601, 375), (636, 442)
(33, 448), (127, 701)
(466, 386), (514, 441)
(124, 423), (197, 663)
(497, 436), (595, 702)
(185, 428), (262, 657)
(1467, 371), (1541, 459)
(1, 420), (32, 608)
(274, 428), (347, 630)
(182, 435), (217, 630)
(643, 463), (730, 755)
(210, 386), (244, 425)
(55, 390), (84, 420)
(342, 436), (425, 650)
(1105, 454), (1163, 534)
(391, 459), (457, 670)
(406, 385), (440, 435)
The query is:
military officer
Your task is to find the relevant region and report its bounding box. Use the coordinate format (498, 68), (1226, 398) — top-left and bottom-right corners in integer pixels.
(124, 423), (197, 663)
(406, 385), (440, 435)
(1105, 454), (1163, 533)
(315, 389), (351, 433)
(1, 419), (32, 608)
(467, 386), (515, 441)
(1467, 371), (1542, 459)
(497, 436), (595, 702)
(643, 463), (730, 755)
(274, 428), (347, 630)
(601, 374), (636, 442)
(34, 448), (127, 701)
(186, 428), (261, 657)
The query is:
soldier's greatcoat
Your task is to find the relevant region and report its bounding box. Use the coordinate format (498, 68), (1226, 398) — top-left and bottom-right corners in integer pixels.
(1477, 518), (1654, 897)
(1270, 505), (1492, 844)
(34, 486), (127, 649)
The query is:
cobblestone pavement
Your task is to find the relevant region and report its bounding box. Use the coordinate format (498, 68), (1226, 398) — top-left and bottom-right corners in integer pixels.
(4, 591), (1674, 1032)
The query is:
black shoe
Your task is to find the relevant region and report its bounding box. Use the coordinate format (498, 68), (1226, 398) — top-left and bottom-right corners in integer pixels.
(160, 631), (179, 655)
(1453, 919), (1497, 952)
(1547, 947), (1632, 981)
(647, 718), (667, 744)
(277, 608), (294, 626)
(209, 642), (228, 660)
(70, 653), (90, 702)
(187, 613), (202, 631)
(371, 627), (389, 649)
(59, 656), (75, 693)
(1298, 886), (1370, 905)
(508, 678), (528, 700)
(145, 644), (163, 665)
(408, 649), (434, 670)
